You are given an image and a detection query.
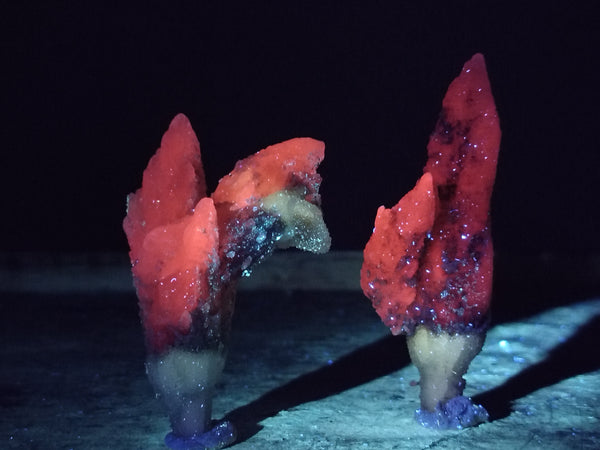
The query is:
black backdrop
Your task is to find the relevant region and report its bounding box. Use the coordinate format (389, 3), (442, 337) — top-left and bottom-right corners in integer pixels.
(3, 2), (598, 257)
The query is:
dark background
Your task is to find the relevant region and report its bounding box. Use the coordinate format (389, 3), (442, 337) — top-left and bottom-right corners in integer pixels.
(2, 2), (598, 258)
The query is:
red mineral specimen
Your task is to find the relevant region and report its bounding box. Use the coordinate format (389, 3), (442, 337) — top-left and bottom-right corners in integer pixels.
(361, 53), (501, 334)
(124, 115), (329, 353)
(123, 114), (219, 353)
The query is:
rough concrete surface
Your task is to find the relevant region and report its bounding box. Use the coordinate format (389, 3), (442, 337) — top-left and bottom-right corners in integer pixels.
(1, 254), (599, 449)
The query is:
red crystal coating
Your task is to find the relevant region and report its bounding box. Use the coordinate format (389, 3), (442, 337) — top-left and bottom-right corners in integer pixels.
(212, 137), (324, 209)
(361, 54), (501, 334)
(361, 173), (436, 334)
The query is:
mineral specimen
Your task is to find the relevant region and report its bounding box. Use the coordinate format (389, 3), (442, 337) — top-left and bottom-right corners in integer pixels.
(361, 53), (501, 428)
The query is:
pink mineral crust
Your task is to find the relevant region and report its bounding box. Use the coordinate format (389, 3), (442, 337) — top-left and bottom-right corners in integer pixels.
(361, 53), (501, 334)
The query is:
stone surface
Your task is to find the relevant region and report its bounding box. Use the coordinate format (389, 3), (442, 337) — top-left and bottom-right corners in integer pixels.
(1, 269), (598, 449)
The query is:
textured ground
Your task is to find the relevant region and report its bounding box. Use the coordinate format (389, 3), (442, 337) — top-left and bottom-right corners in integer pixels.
(1, 253), (599, 449)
